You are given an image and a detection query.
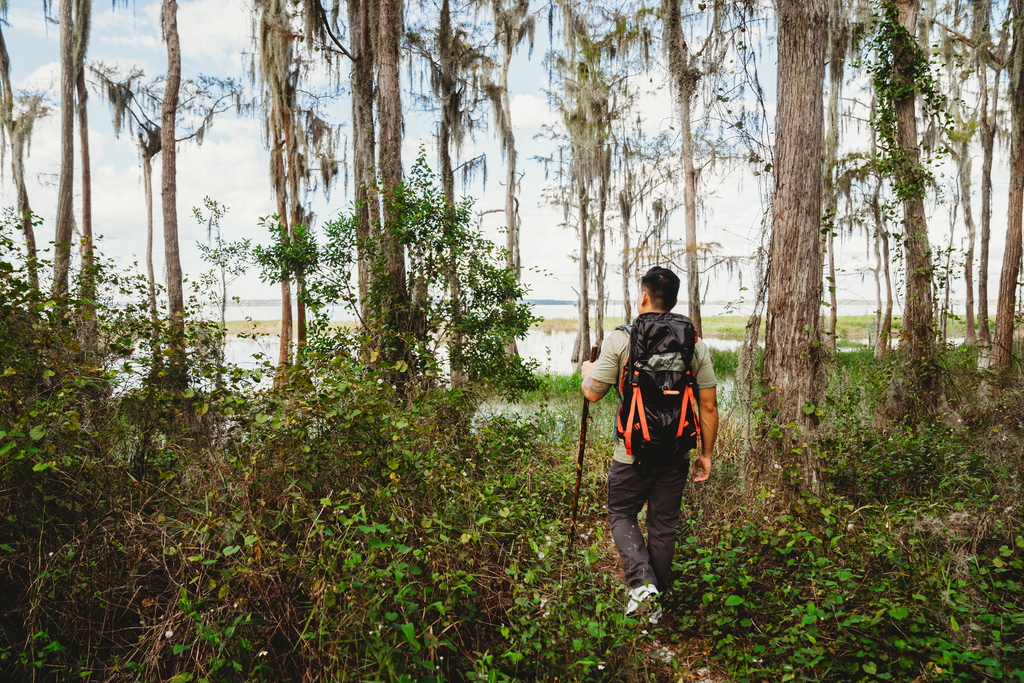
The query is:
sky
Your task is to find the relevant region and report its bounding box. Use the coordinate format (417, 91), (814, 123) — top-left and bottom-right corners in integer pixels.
(0, 0), (1015, 319)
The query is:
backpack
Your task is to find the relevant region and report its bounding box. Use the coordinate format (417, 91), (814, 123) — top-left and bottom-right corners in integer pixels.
(615, 312), (700, 475)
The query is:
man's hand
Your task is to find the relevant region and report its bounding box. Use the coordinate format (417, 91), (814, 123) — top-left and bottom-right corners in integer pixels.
(581, 360), (596, 381)
(693, 451), (711, 482)
(580, 361), (610, 402)
(694, 386), (717, 482)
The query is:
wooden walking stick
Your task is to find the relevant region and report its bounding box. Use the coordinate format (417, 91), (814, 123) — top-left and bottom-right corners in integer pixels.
(569, 345), (599, 546)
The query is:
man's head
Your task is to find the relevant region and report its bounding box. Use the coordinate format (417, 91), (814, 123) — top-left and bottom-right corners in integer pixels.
(637, 266), (680, 313)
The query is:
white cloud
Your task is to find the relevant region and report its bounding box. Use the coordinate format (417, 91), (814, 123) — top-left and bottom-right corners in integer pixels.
(178, 0), (255, 75)
(511, 93), (557, 131)
(17, 62), (60, 92)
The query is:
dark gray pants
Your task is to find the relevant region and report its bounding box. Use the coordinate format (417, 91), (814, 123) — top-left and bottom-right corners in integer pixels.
(606, 458), (688, 592)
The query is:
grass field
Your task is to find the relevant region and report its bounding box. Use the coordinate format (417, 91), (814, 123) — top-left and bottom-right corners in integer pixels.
(531, 314), (908, 341)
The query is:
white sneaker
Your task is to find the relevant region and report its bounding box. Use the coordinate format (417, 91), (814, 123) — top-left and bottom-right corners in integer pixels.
(626, 584), (660, 621)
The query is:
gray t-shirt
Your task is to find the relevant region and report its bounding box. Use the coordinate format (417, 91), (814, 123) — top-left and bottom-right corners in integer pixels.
(589, 327), (717, 464)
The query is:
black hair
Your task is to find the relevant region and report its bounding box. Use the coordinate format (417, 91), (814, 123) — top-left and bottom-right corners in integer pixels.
(640, 266), (680, 311)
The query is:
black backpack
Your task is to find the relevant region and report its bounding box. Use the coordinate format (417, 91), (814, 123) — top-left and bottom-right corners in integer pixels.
(615, 312), (700, 475)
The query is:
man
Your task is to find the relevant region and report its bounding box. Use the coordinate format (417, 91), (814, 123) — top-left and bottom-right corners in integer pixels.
(581, 266), (718, 621)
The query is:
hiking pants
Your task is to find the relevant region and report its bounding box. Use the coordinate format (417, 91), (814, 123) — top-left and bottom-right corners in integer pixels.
(606, 458), (689, 592)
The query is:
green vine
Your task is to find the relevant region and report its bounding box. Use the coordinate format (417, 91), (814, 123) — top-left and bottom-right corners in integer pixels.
(862, 0), (951, 204)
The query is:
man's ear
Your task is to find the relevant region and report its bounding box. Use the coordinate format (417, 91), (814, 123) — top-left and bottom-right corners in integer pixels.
(638, 288), (649, 308)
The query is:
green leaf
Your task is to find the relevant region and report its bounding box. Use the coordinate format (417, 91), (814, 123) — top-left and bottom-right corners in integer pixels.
(173, 644), (190, 655)
(862, 662), (877, 675)
(168, 673), (193, 683)
(32, 461), (52, 472)
(29, 425), (45, 441)
(888, 606), (909, 620)
(255, 414), (270, 424)
(223, 545), (241, 556)
(397, 623), (419, 650)
(42, 370), (55, 379)
(950, 615), (959, 632)
(182, 388), (195, 398)
(725, 595), (744, 607)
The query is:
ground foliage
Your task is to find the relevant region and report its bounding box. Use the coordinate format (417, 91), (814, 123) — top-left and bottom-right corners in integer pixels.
(664, 348), (1024, 682)
(3, 206), (1024, 681)
(0, 209), (656, 681)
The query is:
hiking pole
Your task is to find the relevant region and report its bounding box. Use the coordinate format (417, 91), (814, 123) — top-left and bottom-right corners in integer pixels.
(569, 345), (599, 547)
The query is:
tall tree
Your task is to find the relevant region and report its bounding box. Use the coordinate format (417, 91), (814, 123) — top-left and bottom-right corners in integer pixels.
(975, 1), (1006, 358)
(0, 21), (46, 289)
(257, 0), (300, 368)
(993, 0), (1024, 369)
(488, 0), (533, 278)
(161, 0), (185, 386)
(869, 0), (941, 417)
(73, 0), (93, 287)
(377, 0), (411, 346)
(53, 0), (75, 298)
(662, 0), (703, 334)
(755, 0), (827, 494)
(346, 0), (379, 312)
(92, 66), (234, 322)
(822, 0), (854, 349)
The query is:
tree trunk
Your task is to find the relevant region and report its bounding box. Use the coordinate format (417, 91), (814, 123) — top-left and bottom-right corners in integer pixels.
(143, 153), (158, 324)
(0, 25), (38, 290)
(939, 196), (955, 345)
(754, 0), (827, 495)
(872, 182), (894, 360)
(77, 69), (92, 278)
(273, 127), (293, 369)
(993, 0), (1024, 369)
(595, 155), (608, 354)
(573, 191), (591, 369)
(500, 47), (519, 277)
(893, 0), (939, 416)
(438, 0), (465, 387)
(619, 188), (632, 323)
(377, 0), (410, 342)
(283, 106), (307, 355)
(664, 0), (702, 335)
(161, 0), (186, 387)
(76, 65), (97, 354)
(823, 10), (843, 350)
(959, 142), (978, 345)
(979, 54), (998, 356)
(347, 0), (377, 315)
(53, 0), (76, 299)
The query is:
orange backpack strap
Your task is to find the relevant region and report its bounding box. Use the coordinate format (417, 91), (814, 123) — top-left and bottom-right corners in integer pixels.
(624, 387), (638, 456)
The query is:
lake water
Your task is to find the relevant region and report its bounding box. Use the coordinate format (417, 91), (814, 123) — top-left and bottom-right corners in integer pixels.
(224, 329), (745, 376)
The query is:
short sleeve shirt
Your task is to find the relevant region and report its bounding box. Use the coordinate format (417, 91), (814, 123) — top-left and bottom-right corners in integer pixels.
(589, 327), (717, 464)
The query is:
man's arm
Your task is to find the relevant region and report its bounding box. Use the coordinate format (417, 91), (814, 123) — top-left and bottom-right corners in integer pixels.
(580, 361), (612, 402)
(693, 386), (718, 482)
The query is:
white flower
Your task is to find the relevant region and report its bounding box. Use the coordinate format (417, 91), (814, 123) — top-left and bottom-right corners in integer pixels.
(847, 523), (854, 531)
(597, 664), (605, 670)
(164, 630), (174, 639)
(537, 551), (545, 559)
(258, 650), (268, 657)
